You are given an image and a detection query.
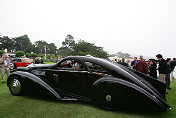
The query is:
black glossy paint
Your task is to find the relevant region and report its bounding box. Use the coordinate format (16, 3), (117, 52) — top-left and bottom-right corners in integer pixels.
(7, 56), (171, 111)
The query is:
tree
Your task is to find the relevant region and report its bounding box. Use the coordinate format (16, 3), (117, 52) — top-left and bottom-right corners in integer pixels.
(38, 54), (44, 58)
(0, 35), (33, 53)
(0, 36), (15, 52)
(0, 50), (5, 57)
(34, 40), (48, 54)
(58, 47), (73, 56)
(25, 53), (31, 58)
(13, 35), (33, 53)
(73, 40), (108, 58)
(115, 51), (131, 59)
(62, 34), (75, 48)
(31, 53), (38, 59)
(16, 51), (24, 57)
(116, 51), (123, 58)
(58, 36), (108, 58)
(124, 53), (131, 59)
(46, 55), (51, 60)
(58, 34), (75, 56)
(47, 43), (57, 55)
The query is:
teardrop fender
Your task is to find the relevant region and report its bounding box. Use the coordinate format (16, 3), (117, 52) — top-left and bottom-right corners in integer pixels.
(7, 71), (61, 100)
(93, 77), (170, 111)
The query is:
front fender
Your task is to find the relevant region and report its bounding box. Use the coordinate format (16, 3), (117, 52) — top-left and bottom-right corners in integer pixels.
(7, 71), (61, 100)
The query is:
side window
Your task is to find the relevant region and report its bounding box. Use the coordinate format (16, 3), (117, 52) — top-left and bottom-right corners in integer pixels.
(85, 62), (107, 73)
(57, 59), (85, 70)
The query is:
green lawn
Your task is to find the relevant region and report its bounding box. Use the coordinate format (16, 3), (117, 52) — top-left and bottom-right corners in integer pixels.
(44, 62), (55, 64)
(0, 76), (176, 118)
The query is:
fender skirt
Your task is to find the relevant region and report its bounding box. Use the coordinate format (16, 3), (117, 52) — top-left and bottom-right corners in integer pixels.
(7, 71), (61, 100)
(93, 77), (171, 111)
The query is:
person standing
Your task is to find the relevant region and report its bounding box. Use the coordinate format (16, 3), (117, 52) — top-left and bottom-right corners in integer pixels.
(170, 58), (176, 82)
(0, 54), (10, 83)
(135, 56), (149, 75)
(38, 57), (43, 64)
(149, 59), (157, 79)
(173, 68), (176, 82)
(127, 59), (131, 67)
(118, 58), (129, 67)
(131, 57), (138, 69)
(156, 54), (167, 83)
(35, 57), (43, 64)
(56, 56), (61, 63)
(166, 58), (172, 90)
(0, 54), (5, 83)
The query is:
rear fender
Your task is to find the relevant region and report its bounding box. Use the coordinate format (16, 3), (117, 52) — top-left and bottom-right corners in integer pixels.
(7, 71), (61, 100)
(93, 77), (169, 111)
(134, 70), (166, 99)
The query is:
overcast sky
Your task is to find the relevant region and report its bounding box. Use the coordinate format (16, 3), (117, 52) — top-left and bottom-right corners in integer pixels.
(0, 0), (176, 58)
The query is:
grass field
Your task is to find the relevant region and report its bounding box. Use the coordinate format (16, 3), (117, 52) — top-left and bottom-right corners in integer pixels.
(44, 62), (55, 64)
(0, 76), (176, 118)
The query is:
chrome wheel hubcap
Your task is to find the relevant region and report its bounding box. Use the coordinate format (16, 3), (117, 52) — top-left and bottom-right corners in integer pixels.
(106, 95), (112, 102)
(10, 79), (21, 94)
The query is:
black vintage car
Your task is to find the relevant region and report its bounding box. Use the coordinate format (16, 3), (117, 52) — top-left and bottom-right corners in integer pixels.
(7, 56), (170, 111)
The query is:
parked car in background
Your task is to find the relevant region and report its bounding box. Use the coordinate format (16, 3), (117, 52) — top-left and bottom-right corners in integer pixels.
(12, 58), (33, 70)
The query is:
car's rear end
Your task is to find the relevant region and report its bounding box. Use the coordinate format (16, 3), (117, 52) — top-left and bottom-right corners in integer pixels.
(112, 63), (171, 111)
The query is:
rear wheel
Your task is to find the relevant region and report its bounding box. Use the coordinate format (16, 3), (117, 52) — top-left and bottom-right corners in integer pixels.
(9, 76), (25, 96)
(102, 94), (116, 110)
(93, 84), (116, 110)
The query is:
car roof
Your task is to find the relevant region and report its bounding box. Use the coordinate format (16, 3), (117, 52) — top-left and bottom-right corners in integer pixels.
(63, 56), (118, 70)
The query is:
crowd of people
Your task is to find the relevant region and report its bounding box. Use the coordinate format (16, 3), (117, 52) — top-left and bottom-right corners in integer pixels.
(116, 54), (176, 94)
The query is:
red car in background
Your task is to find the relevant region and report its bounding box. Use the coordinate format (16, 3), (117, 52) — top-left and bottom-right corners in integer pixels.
(12, 58), (33, 69)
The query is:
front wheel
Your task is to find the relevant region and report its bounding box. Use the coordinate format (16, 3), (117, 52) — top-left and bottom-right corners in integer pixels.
(9, 76), (25, 96)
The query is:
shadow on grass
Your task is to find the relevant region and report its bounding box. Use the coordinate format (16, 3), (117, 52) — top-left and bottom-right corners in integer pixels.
(21, 87), (168, 118)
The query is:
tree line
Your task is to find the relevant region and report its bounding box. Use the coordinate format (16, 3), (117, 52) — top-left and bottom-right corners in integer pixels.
(0, 34), (109, 58)
(0, 35), (57, 55)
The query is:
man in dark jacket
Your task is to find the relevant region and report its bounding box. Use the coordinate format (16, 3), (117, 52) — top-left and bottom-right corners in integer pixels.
(35, 57), (44, 64)
(166, 58), (171, 90)
(149, 59), (157, 79)
(118, 58), (129, 67)
(131, 57), (138, 69)
(170, 58), (176, 72)
(156, 54), (167, 83)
